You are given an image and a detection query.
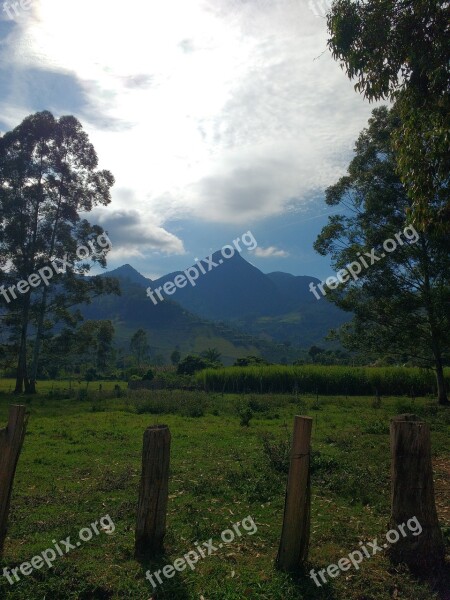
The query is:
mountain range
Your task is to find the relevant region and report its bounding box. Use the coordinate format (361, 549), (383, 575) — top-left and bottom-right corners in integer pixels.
(79, 252), (350, 364)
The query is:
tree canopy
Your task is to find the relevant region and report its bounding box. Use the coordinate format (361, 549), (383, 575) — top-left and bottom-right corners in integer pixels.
(0, 111), (119, 392)
(327, 0), (450, 229)
(315, 106), (450, 403)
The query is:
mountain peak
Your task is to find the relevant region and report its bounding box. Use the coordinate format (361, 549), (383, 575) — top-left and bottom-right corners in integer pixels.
(106, 264), (150, 285)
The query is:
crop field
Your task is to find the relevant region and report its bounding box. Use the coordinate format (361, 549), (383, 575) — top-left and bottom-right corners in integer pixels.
(0, 386), (448, 599)
(197, 365), (450, 396)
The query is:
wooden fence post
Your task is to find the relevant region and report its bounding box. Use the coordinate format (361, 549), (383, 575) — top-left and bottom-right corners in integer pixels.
(135, 425), (171, 559)
(276, 415), (312, 572)
(389, 414), (445, 571)
(0, 405), (28, 558)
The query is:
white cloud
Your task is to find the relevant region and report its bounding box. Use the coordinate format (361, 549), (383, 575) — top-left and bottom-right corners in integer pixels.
(1, 0), (377, 232)
(94, 207), (185, 259)
(252, 246), (289, 258)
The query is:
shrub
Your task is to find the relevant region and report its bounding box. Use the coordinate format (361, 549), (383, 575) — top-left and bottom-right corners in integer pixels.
(236, 403), (253, 427)
(233, 355), (269, 367)
(177, 355), (211, 375)
(142, 369), (154, 381)
(261, 432), (290, 474)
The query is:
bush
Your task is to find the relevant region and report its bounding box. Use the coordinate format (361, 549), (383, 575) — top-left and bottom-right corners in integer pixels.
(124, 367), (146, 381)
(261, 432), (290, 474)
(236, 403), (253, 427)
(142, 369), (154, 381)
(177, 355), (212, 375)
(234, 355), (269, 367)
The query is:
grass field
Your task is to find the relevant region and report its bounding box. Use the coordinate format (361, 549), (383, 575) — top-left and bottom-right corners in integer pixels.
(0, 383), (449, 599)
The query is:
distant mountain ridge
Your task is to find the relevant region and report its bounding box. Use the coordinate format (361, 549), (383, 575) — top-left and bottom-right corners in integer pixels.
(89, 255), (350, 354)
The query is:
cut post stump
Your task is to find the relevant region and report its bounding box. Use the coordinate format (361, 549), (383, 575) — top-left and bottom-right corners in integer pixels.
(135, 424), (171, 559)
(389, 414), (445, 572)
(0, 405), (28, 558)
(276, 415), (312, 572)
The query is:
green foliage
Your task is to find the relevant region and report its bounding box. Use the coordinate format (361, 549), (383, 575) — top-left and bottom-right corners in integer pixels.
(200, 347), (222, 364)
(197, 364), (449, 395)
(177, 354), (214, 375)
(233, 355), (268, 367)
(0, 385), (448, 599)
(260, 431), (290, 474)
(85, 367), (97, 382)
(0, 111), (117, 393)
(129, 329), (149, 368)
(142, 368), (154, 381)
(133, 390), (206, 418)
(327, 0), (450, 228)
(308, 345), (324, 360)
(124, 366), (145, 380)
(236, 402), (253, 427)
(314, 106), (450, 404)
(170, 349), (181, 365)
(77, 388), (88, 401)
(96, 320), (115, 373)
(363, 420), (388, 435)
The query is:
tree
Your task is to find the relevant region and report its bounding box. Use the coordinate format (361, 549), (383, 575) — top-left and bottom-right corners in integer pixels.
(177, 355), (212, 375)
(130, 329), (149, 368)
(308, 346), (325, 363)
(170, 349), (181, 366)
(327, 0), (450, 229)
(142, 369), (154, 381)
(314, 107), (449, 404)
(38, 320), (116, 380)
(233, 355), (268, 367)
(96, 321), (115, 373)
(200, 347), (222, 364)
(0, 111), (117, 393)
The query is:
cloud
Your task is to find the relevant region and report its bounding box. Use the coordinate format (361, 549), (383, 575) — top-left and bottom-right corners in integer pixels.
(0, 0), (377, 231)
(252, 245), (289, 258)
(94, 207), (185, 260)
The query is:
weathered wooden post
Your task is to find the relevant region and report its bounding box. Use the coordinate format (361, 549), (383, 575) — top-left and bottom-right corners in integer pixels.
(0, 405), (28, 558)
(276, 415), (312, 572)
(135, 425), (171, 559)
(389, 414), (445, 571)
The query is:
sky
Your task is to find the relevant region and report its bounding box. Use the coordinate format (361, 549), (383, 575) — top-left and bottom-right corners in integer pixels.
(0, 0), (381, 280)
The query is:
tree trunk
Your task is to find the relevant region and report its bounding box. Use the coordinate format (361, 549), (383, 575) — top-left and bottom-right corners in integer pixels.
(418, 234), (448, 406)
(28, 286), (49, 394)
(14, 294), (32, 394)
(14, 331), (30, 394)
(435, 361), (448, 406)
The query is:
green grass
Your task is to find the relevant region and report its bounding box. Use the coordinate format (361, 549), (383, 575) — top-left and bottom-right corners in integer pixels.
(0, 384), (448, 599)
(197, 365), (450, 396)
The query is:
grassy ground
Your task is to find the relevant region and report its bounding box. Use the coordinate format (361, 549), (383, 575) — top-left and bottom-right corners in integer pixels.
(0, 383), (448, 599)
